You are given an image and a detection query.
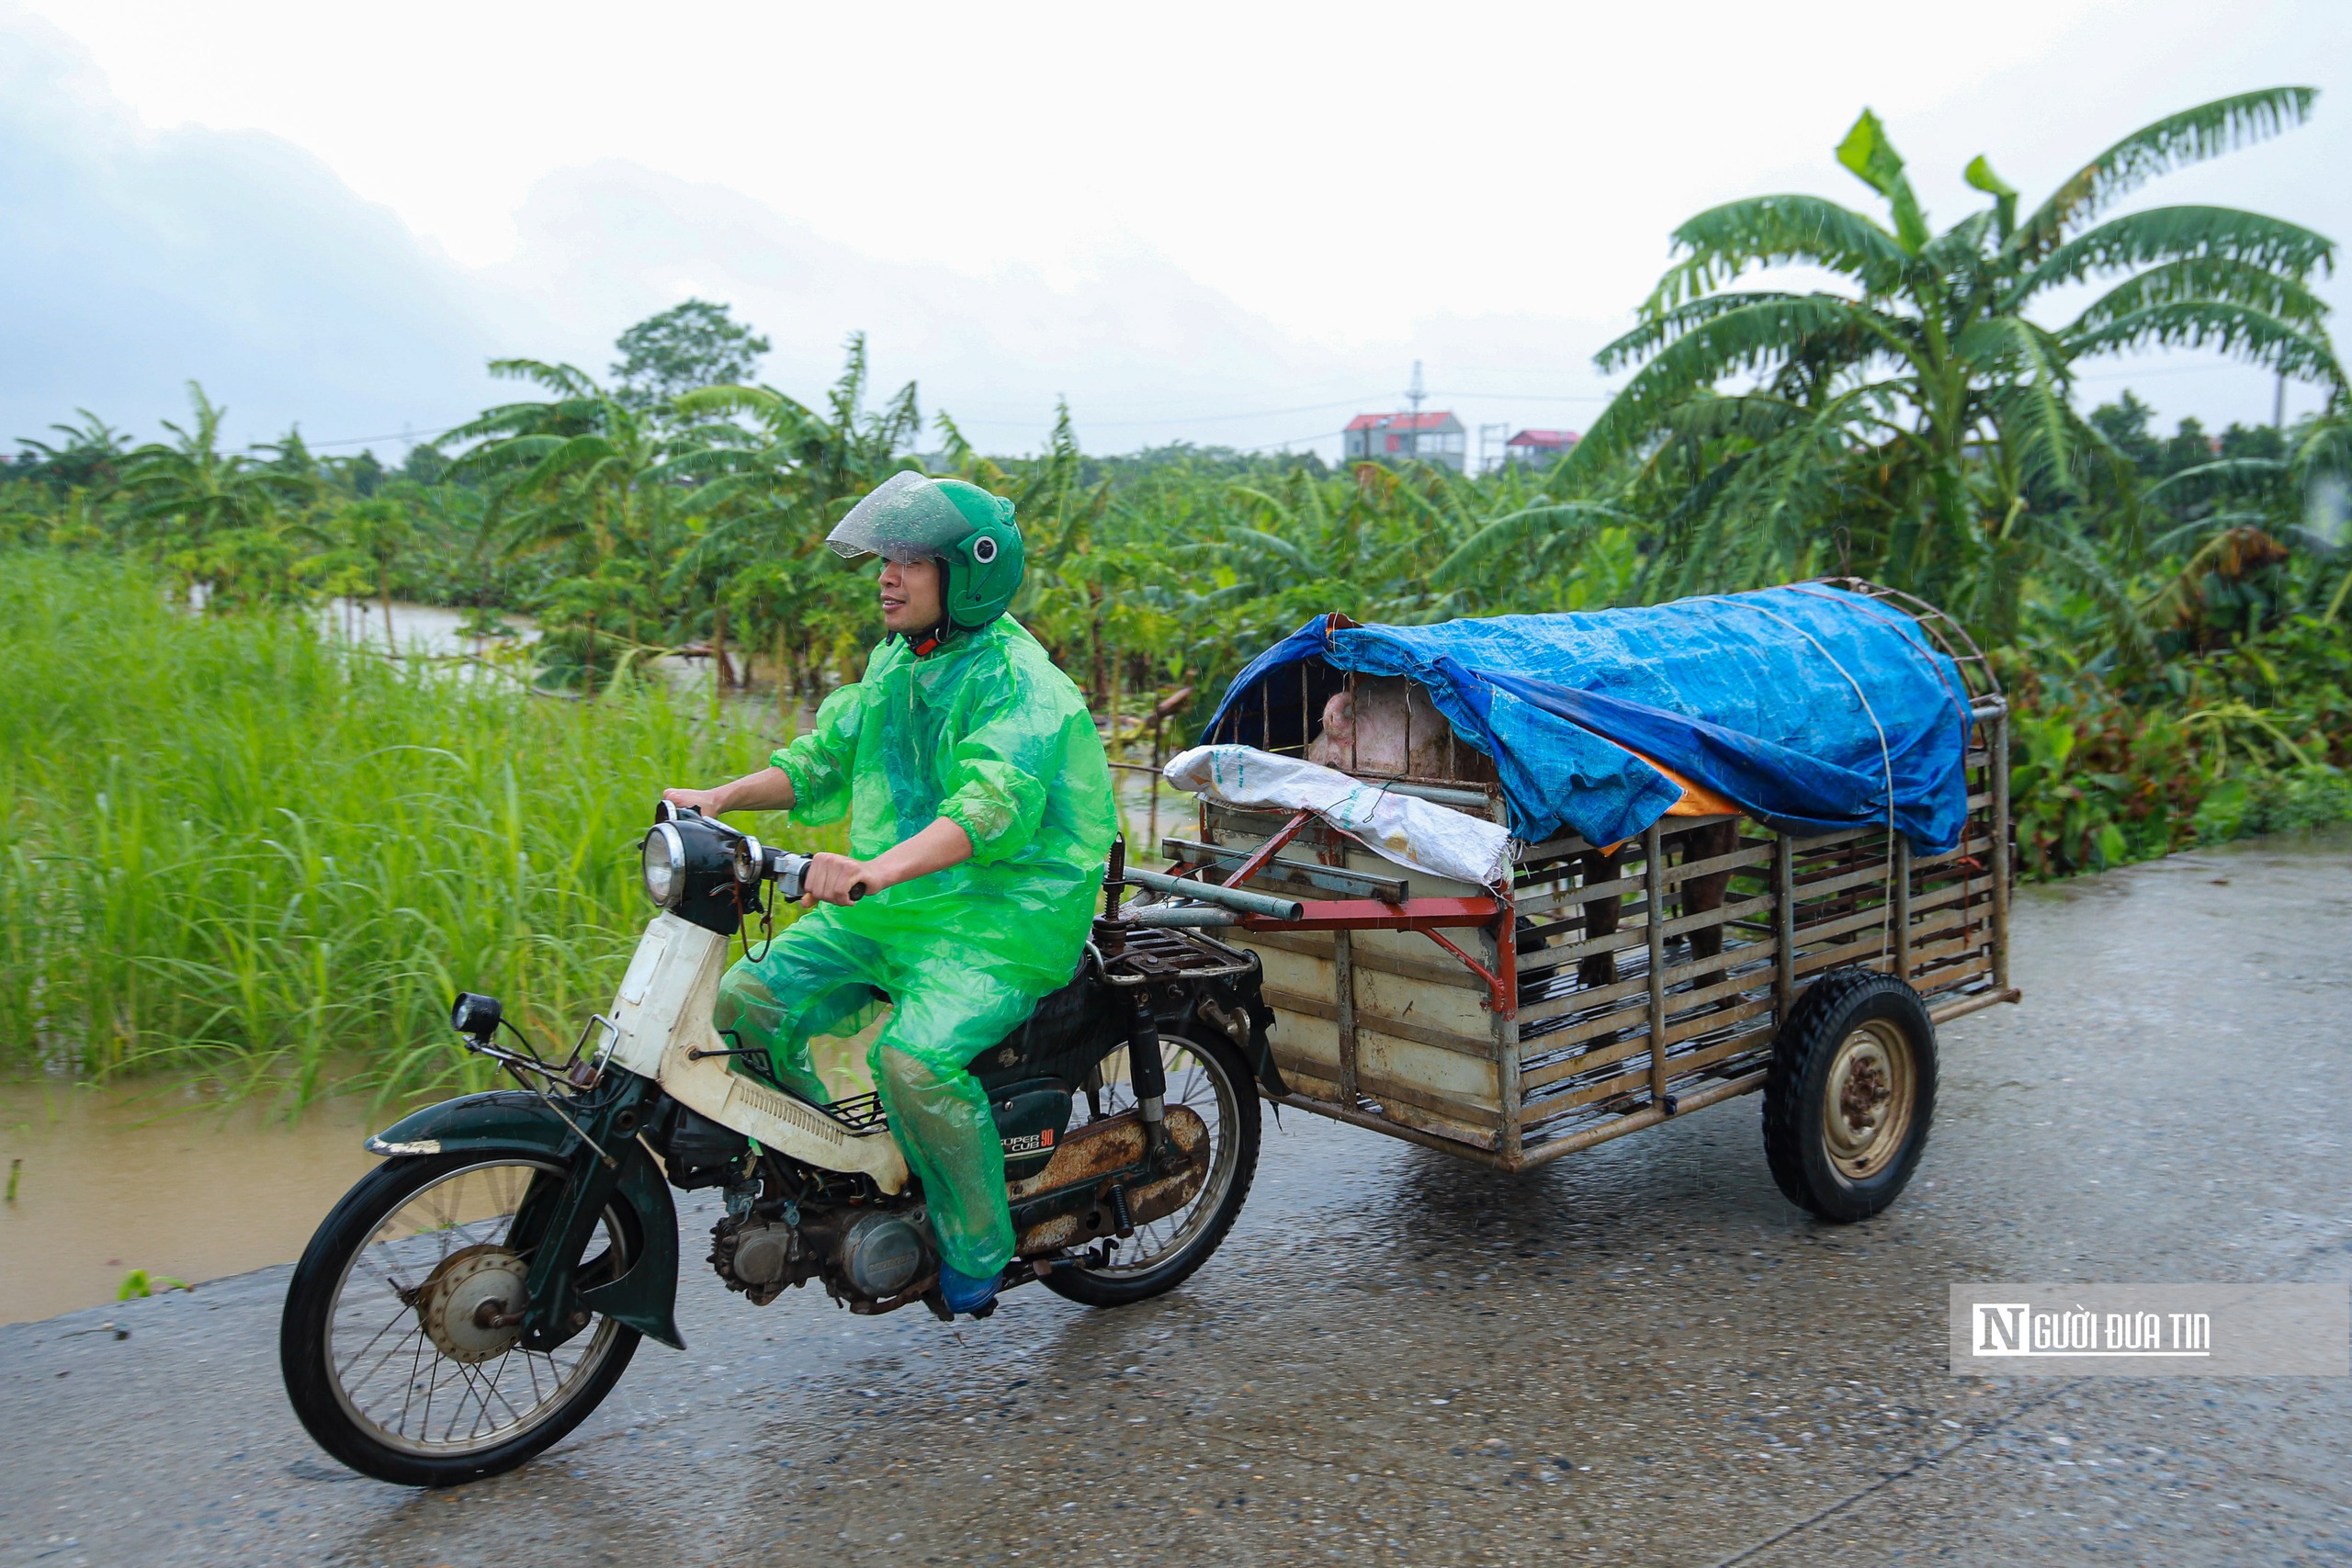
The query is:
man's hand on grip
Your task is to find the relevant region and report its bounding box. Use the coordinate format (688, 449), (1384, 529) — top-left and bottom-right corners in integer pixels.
(802, 852), (872, 907)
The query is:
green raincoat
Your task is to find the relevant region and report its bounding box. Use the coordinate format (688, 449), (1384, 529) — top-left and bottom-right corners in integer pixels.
(712, 615), (1116, 1278)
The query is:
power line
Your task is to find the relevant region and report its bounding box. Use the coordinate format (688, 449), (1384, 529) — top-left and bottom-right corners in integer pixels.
(2073, 360), (2286, 381)
(948, 394), (1382, 432)
(906, 384), (1618, 434)
(1233, 428), (1351, 455)
(207, 348), (2278, 456)
(288, 420), (475, 452)
(300, 384), (1618, 450)
(1441, 389), (1612, 402)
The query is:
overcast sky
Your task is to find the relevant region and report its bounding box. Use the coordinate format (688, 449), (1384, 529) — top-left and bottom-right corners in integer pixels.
(6, 0), (2347, 460)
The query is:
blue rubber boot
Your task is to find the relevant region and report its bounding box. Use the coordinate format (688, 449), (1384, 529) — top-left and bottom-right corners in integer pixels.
(937, 1262), (1000, 1317)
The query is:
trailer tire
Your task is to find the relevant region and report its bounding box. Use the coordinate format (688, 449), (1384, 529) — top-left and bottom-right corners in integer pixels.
(1763, 968), (1935, 1222)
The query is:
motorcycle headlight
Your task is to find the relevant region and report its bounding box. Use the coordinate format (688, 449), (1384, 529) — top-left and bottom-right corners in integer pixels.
(641, 823), (685, 908)
(449, 990), (503, 1043)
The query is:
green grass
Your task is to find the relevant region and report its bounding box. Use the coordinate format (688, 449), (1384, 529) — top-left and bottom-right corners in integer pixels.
(0, 551), (830, 1105)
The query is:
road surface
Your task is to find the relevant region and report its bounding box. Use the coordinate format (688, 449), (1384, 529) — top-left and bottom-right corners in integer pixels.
(4, 830), (2348, 1566)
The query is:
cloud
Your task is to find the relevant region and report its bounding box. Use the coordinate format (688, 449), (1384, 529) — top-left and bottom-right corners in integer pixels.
(0, 6), (1615, 461)
(480, 159), (1503, 452)
(0, 11), (500, 450)
(17, 0), (2334, 467)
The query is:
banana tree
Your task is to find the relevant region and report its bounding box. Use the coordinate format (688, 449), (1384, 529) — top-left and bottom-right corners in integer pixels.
(444, 360), (677, 571)
(17, 412), (129, 497)
(662, 335), (926, 692)
(1565, 88), (2343, 644)
(333, 498), (415, 649)
(2296, 400), (2352, 621)
(115, 384), (312, 598)
(666, 334), (922, 525)
(2135, 396), (2352, 635)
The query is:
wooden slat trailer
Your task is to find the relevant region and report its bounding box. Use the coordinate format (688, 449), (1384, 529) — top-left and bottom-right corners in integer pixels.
(1156, 581), (2018, 1216)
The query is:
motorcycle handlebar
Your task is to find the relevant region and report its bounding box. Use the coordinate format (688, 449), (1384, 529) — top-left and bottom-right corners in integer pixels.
(662, 800), (864, 902)
(754, 846), (865, 904)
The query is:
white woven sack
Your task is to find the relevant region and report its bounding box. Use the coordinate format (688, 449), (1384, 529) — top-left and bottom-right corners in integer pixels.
(1161, 744), (1512, 890)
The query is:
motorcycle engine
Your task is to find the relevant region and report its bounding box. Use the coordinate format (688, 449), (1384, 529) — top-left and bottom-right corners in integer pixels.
(711, 1205), (934, 1307)
(732, 1222), (797, 1284)
(839, 1212), (932, 1299)
(708, 1213), (808, 1306)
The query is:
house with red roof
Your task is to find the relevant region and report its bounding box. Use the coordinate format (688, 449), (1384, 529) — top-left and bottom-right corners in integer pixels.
(1504, 429), (1580, 468)
(1343, 411), (1467, 472)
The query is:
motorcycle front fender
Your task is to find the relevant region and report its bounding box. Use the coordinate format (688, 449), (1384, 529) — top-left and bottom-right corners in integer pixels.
(367, 1089), (582, 1159)
(365, 1086), (684, 1351)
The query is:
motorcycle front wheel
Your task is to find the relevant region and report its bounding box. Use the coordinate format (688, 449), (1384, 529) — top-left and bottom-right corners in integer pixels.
(279, 1152), (641, 1486)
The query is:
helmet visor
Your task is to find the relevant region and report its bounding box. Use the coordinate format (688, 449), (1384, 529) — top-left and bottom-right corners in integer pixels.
(826, 472), (970, 564)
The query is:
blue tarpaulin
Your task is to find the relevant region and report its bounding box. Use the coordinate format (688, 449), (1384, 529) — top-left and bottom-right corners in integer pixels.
(1200, 585), (1977, 854)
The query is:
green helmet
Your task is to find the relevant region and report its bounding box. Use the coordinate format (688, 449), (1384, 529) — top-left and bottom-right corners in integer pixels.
(826, 472), (1024, 632)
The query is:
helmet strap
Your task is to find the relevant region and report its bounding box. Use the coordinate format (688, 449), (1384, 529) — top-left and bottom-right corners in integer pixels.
(909, 615), (954, 658)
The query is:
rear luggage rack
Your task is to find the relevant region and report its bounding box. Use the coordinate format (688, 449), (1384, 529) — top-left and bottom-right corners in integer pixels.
(1092, 924), (1259, 987)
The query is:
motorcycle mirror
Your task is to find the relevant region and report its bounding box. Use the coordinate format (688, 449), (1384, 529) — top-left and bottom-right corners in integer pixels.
(450, 991), (503, 1043)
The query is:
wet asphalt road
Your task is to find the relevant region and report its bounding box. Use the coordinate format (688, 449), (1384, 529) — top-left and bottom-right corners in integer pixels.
(5, 830), (2350, 1567)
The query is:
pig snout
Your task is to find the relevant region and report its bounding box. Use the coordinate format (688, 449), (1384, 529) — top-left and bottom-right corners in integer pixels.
(1305, 691), (1356, 768)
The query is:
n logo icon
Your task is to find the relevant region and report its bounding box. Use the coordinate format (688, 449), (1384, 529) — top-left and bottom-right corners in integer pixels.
(1974, 1303), (2031, 1356)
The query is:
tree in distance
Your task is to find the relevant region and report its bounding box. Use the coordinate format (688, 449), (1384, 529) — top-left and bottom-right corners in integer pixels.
(610, 300), (773, 420)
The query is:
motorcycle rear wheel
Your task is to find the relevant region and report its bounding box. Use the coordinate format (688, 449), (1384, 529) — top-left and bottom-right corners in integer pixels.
(280, 1152), (641, 1486)
(1038, 1029), (1260, 1308)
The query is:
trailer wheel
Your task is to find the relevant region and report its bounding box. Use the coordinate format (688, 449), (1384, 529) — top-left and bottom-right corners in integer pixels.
(1763, 968), (1936, 1222)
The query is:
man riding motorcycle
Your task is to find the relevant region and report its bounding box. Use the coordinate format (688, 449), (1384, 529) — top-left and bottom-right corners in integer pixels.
(662, 473), (1118, 1317)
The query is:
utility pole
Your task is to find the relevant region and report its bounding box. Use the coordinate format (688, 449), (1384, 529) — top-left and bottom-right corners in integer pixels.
(1405, 360), (1425, 463)
(1478, 422), (1510, 476)
(2275, 370), (2287, 431)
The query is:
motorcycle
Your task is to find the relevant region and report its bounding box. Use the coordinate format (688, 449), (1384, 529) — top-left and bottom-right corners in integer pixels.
(279, 803), (1283, 1486)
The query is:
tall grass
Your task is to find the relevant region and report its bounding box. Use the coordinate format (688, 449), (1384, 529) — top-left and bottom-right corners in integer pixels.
(0, 552), (828, 1104)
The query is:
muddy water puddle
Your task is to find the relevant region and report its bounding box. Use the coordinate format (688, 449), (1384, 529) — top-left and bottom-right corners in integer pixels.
(0, 1080), (418, 1325)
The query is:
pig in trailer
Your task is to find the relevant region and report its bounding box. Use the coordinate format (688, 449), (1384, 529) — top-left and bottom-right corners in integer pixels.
(1119, 579), (2016, 1220)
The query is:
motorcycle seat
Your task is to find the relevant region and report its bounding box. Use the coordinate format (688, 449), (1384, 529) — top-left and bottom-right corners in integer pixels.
(967, 962), (1114, 1083)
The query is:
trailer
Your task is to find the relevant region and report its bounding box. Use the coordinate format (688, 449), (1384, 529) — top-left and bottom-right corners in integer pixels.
(1136, 580), (2018, 1219)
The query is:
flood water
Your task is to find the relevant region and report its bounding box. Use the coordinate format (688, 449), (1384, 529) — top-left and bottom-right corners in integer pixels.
(321, 596), (540, 660)
(327, 599), (1196, 845)
(325, 597), (841, 742)
(0, 1080), (406, 1325)
(0, 605), (1202, 1325)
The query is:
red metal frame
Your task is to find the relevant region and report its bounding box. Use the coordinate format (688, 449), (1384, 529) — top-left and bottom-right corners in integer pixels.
(1176, 794), (1519, 1017)
(1222, 809), (1316, 892)
(1419, 927), (1508, 1012)
(1236, 895), (1516, 1016)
